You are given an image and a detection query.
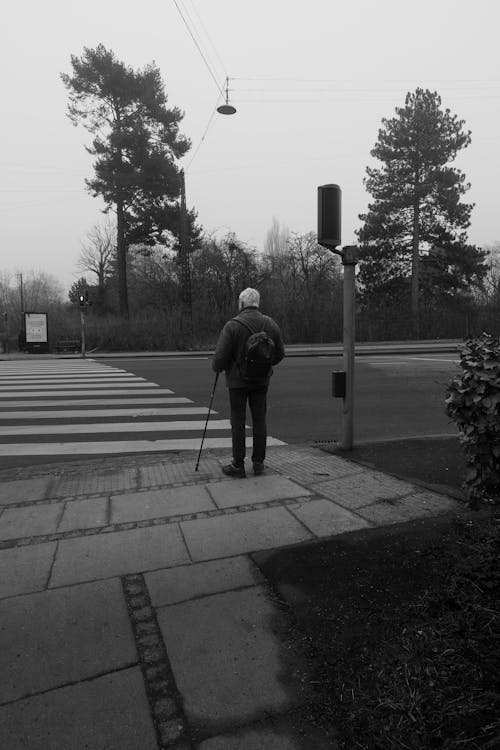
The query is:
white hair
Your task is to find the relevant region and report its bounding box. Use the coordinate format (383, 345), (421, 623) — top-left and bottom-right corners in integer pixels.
(238, 287), (260, 310)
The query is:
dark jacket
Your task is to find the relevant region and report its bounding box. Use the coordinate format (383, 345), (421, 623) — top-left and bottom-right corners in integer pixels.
(212, 306), (285, 388)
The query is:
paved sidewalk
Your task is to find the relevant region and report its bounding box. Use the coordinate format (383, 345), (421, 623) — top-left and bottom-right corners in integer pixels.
(0, 445), (462, 749)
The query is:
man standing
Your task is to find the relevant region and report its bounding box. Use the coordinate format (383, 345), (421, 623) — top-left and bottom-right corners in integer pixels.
(212, 287), (285, 477)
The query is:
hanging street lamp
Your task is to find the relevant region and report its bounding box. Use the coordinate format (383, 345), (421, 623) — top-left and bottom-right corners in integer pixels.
(217, 77), (237, 115)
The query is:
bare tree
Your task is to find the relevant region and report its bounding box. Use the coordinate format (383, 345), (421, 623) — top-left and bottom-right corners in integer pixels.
(483, 242), (500, 302)
(264, 217), (290, 258)
(77, 217), (115, 293)
(17, 269), (65, 310)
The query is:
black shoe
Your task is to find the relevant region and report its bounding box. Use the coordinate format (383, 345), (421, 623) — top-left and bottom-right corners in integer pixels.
(253, 462), (265, 476)
(222, 462), (246, 478)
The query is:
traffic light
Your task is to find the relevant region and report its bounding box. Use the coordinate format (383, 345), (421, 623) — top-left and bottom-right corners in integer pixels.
(317, 184), (341, 249)
(78, 294), (85, 307)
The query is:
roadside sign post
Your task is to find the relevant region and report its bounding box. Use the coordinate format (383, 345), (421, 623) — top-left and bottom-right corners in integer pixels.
(317, 184), (358, 450)
(23, 312), (49, 354)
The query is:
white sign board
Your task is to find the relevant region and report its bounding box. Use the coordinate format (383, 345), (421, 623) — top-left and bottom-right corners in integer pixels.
(25, 312), (48, 343)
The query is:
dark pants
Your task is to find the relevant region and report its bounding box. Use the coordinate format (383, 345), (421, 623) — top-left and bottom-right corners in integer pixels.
(228, 386), (268, 466)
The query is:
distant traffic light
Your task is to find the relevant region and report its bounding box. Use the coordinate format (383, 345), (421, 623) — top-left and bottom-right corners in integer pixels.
(78, 294), (85, 307)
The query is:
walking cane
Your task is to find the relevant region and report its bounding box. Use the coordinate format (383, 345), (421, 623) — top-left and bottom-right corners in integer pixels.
(195, 372), (219, 471)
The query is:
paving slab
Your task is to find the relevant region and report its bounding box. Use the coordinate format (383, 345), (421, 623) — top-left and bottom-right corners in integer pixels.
(0, 542), (56, 599)
(0, 578), (136, 703)
(197, 718), (337, 750)
(57, 496), (108, 532)
(359, 491), (459, 526)
(111, 485), (215, 524)
(398, 490), (460, 518)
(355, 502), (415, 526)
(181, 507), (313, 561)
(311, 471), (419, 509)
(0, 477), (51, 506)
(0, 503), (62, 541)
(0, 667), (157, 750)
(50, 523), (190, 587)
(157, 586), (307, 733)
(288, 498), (371, 537)
(207, 475), (311, 509)
(146, 555), (264, 607)
(266, 449), (363, 485)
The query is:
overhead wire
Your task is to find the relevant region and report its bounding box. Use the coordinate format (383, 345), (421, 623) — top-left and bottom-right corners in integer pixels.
(172, 0), (223, 94)
(185, 94), (223, 172)
(232, 76), (500, 84)
(186, 0), (227, 79)
(172, 0), (232, 170)
(230, 76), (500, 103)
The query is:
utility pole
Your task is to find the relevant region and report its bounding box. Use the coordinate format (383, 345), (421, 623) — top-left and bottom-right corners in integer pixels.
(179, 169), (193, 338)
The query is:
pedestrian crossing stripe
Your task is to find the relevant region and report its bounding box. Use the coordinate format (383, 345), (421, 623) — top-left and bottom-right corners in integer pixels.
(0, 376), (146, 383)
(0, 419), (230, 436)
(0, 437), (286, 456)
(0, 382), (159, 390)
(0, 365), (121, 373)
(0, 407), (214, 420)
(0, 360), (287, 458)
(0, 389), (175, 398)
(0, 398), (191, 408)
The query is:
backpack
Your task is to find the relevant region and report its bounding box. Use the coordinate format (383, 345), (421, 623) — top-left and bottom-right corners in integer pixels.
(233, 316), (276, 381)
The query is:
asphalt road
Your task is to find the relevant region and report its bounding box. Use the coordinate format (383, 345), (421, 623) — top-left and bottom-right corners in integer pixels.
(0, 352), (460, 471)
(100, 353), (460, 444)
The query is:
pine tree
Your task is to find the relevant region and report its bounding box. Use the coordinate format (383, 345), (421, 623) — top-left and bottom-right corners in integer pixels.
(357, 88), (486, 336)
(61, 45), (192, 317)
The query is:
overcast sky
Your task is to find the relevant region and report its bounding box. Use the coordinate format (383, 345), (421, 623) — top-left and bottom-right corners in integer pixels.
(1, 0), (499, 294)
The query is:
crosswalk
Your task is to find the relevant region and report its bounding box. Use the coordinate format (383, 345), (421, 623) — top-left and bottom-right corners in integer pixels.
(0, 359), (285, 458)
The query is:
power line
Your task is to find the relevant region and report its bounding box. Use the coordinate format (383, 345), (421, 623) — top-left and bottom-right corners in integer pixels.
(233, 76), (500, 84)
(185, 93), (223, 172)
(172, 0), (223, 93)
(186, 0), (227, 80)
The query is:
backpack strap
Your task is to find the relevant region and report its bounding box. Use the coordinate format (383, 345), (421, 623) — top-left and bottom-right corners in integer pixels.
(232, 316), (258, 336)
(232, 314), (269, 337)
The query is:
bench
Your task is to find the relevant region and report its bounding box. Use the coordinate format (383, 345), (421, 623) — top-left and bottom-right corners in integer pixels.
(54, 338), (81, 353)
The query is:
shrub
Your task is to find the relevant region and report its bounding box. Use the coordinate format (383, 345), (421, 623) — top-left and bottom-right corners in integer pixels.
(445, 333), (500, 507)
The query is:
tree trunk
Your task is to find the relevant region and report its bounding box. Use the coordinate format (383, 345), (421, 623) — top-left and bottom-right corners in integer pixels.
(411, 196), (420, 339)
(116, 199), (129, 318)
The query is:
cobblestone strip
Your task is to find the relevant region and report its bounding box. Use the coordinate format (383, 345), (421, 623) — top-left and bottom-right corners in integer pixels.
(0, 496), (319, 550)
(0, 451), (212, 484)
(121, 574), (192, 750)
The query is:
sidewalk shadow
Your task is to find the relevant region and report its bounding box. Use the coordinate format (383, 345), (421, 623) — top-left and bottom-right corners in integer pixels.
(320, 435), (466, 499)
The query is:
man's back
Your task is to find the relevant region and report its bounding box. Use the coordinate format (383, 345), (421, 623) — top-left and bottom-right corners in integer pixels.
(212, 306), (284, 388)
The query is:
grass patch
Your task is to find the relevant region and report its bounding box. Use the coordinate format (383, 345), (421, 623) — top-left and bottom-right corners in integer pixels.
(255, 515), (500, 749)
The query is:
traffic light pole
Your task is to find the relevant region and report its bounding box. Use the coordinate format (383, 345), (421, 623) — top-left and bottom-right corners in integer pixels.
(317, 185), (358, 450)
(340, 247), (357, 450)
(80, 309), (86, 358)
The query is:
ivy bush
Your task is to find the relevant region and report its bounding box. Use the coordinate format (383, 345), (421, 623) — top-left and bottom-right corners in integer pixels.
(445, 333), (500, 508)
